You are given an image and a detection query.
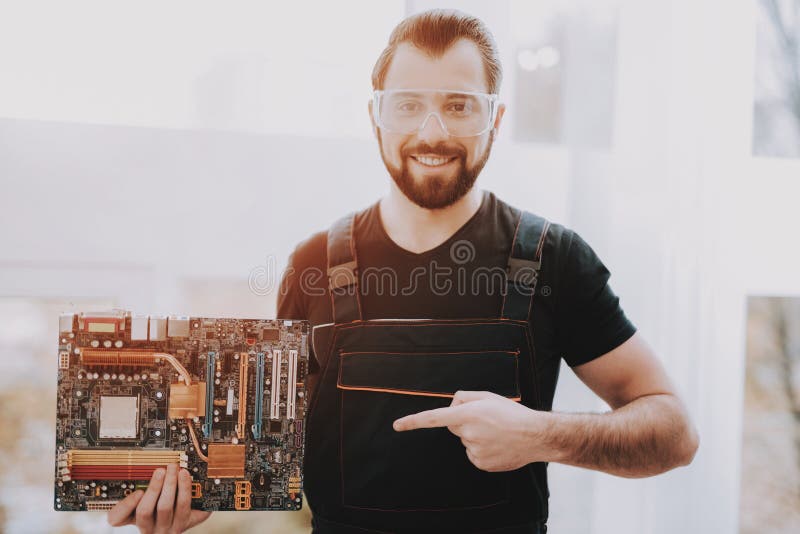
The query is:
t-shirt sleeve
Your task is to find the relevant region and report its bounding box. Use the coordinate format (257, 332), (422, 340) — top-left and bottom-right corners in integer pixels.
(276, 247), (305, 321)
(556, 230), (637, 367)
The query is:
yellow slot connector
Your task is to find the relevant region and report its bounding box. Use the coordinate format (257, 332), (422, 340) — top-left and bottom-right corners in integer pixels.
(235, 495), (251, 510)
(235, 353), (248, 440)
(234, 480), (252, 510)
(65, 449), (187, 467)
(234, 480), (252, 496)
(191, 482), (202, 499)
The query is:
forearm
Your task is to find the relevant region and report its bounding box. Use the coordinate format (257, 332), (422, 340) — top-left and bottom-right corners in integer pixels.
(533, 393), (699, 478)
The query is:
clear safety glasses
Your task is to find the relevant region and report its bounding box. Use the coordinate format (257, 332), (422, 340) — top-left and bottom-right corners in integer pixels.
(372, 88), (499, 137)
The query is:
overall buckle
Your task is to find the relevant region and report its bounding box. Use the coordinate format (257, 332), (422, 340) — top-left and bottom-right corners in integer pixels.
(327, 261), (358, 290)
(507, 257), (540, 287)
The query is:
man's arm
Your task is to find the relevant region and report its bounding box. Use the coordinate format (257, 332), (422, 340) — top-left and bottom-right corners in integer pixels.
(543, 331), (699, 477)
(394, 332), (699, 478)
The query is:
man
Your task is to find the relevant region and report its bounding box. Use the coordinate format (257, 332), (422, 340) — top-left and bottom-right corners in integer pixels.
(108, 8), (698, 534)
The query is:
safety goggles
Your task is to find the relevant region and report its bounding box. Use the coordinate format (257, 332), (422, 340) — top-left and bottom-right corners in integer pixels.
(372, 88), (500, 137)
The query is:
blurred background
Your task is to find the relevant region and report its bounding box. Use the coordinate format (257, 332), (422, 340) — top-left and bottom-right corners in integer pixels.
(1, 0), (799, 532)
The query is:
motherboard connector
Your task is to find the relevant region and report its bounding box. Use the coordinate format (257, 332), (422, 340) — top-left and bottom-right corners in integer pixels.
(270, 349), (282, 420)
(234, 495), (252, 510)
(86, 500), (120, 511)
(236, 353), (249, 440)
(287, 349), (298, 420)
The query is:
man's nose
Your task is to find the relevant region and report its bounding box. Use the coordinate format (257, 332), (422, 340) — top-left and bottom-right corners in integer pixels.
(416, 112), (449, 144)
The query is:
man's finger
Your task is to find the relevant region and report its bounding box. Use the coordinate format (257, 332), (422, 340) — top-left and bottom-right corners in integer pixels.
(155, 463), (178, 529)
(173, 468), (193, 529)
(107, 489), (144, 527)
(451, 390), (494, 406)
(136, 468), (166, 531)
(446, 423), (464, 437)
(465, 446), (482, 469)
(393, 404), (468, 431)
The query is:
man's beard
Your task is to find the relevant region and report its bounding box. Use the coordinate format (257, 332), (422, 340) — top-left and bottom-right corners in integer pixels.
(377, 131), (494, 210)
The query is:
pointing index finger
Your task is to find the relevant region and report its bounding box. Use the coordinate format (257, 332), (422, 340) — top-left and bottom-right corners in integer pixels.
(393, 404), (468, 431)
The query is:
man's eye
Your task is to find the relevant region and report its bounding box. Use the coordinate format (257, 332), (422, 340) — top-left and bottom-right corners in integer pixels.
(396, 101), (421, 112)
(447, 102), (471, 114)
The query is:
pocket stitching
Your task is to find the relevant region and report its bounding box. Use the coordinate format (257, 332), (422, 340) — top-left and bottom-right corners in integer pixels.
(337, 350), (521, 399)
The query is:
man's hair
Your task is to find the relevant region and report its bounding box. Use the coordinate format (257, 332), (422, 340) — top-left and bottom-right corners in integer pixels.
(371, 9), (502, 94)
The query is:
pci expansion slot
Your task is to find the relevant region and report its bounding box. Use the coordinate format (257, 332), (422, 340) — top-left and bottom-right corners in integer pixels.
(252, 352), (265, 439)
(203, 351), (216, 438)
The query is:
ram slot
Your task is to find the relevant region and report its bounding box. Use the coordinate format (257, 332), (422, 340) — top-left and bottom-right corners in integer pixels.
(236, 352), (248, 440)
(65, 449), (186, 481)
(287, 349), (298, 420)
(203, 351), (216, 438)
(270, 349), (282, 420)
(252, 352), (265, 439)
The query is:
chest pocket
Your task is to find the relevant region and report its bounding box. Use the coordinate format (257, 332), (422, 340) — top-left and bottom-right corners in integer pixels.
(336, 347), (520, 511)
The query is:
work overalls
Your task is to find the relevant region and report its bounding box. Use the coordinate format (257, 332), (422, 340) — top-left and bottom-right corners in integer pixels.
(305, 208), (551, 534)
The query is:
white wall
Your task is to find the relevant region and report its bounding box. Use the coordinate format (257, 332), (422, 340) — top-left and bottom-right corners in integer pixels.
(596, 1), (800, 533)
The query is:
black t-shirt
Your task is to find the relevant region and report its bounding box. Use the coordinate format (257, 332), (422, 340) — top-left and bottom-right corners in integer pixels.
(277, 189), (636, 403)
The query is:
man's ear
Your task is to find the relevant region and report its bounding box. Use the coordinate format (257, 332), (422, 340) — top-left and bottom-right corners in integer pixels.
(493, 102), (506, 136)
(367, 99), (378, 139)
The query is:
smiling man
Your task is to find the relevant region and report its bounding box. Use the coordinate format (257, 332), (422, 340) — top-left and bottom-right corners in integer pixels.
(370, 39), (499, 211)
(107, 9), (698, 534)
(279, 9), (698, 534)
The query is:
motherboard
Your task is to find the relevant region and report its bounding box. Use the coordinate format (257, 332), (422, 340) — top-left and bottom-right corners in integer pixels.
(54, 310), (309, 512)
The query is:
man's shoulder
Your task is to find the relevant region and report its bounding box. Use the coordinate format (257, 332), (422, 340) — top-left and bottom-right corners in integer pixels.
(289, 229), (327, 270)
(288, 203), (375, 269)
(488, 191), (573, 251)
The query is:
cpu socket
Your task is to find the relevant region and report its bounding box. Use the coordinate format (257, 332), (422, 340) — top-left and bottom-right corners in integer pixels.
(99, 395), (140, 439)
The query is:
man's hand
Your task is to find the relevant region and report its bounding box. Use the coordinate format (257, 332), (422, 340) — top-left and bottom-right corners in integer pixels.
(393, 390), (552, 472)
(106, 463), (212, 533)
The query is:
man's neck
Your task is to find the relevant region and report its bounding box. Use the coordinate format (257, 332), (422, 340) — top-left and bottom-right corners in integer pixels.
(378, 184), (484, 255)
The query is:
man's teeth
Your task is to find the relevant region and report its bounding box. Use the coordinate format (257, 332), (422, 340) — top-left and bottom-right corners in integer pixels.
(414, 155), (452, 166)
